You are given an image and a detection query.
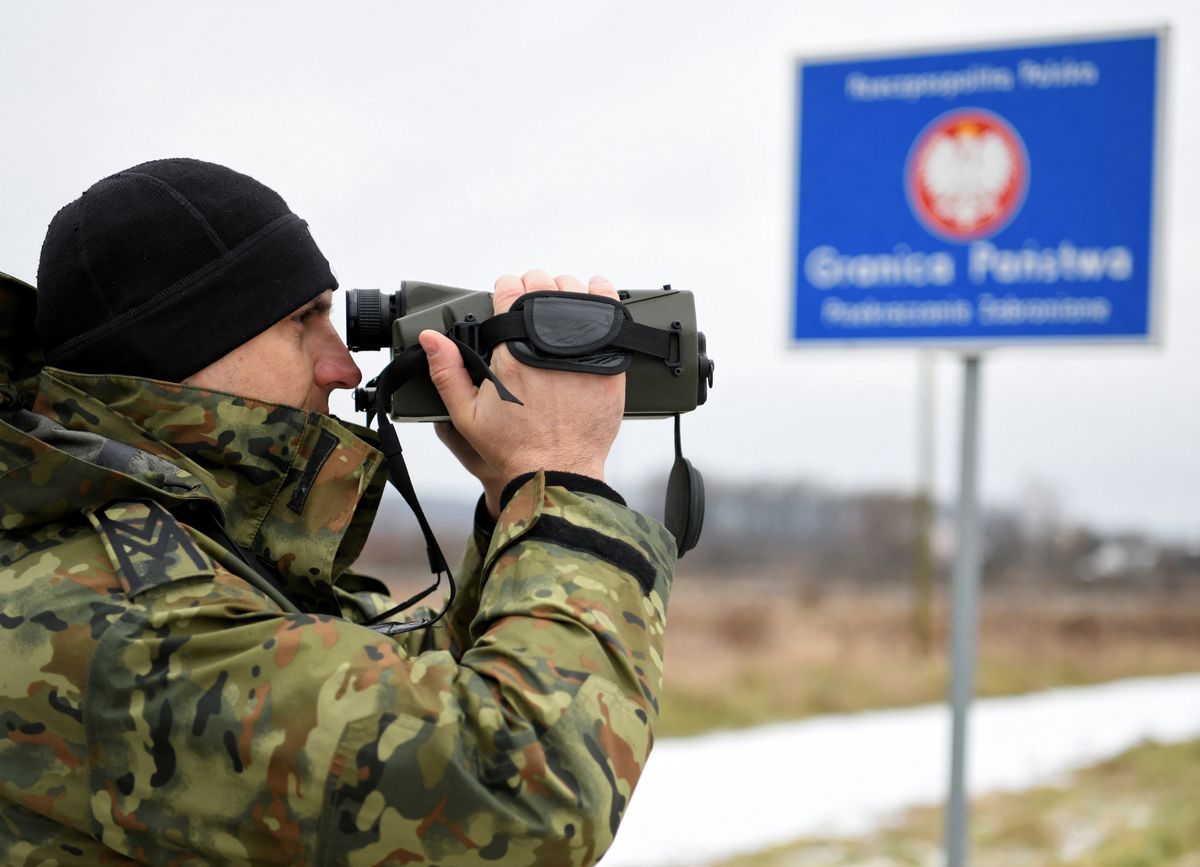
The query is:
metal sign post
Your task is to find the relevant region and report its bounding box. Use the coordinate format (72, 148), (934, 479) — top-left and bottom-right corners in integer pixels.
(946, 354), (983, 867)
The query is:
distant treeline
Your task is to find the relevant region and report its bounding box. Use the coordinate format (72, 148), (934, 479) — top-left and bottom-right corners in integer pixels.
(356, 479), (1200, 591)
(633, 477), (1200, 590)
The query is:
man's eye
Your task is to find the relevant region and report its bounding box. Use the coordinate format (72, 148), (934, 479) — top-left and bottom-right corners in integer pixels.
(292, 302), (330, 324)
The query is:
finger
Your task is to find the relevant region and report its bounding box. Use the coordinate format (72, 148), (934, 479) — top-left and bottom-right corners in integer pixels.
(418, 330), (476, 422)
(555, 274), (587, 294)
(493, 273), (525, 315)
(521, 269), (557, 294)
(588, 274), (619, 301)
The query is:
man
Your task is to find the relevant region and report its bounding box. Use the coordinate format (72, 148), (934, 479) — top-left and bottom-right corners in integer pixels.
(0, 159), (674, 865)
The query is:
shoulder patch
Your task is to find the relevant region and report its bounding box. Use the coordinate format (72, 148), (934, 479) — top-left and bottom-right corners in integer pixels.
(88, 500), (215, 598)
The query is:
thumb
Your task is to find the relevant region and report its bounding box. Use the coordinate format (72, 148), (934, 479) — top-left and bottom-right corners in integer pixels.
(418, 330), (477, 421)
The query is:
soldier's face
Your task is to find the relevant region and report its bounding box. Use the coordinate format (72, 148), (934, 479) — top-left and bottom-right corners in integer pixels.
(183, 290), (361, 413)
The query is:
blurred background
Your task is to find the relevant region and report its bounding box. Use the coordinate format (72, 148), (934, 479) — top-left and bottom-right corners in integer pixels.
(3, 2), (1197, 864)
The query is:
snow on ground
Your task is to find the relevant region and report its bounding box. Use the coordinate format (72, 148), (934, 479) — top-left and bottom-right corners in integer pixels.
(604, 674), (1200, 866)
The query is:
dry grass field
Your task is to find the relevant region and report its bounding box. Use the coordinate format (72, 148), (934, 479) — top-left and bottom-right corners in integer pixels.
(657, 570), (1200, 737)
(662, 573), (1200, 864)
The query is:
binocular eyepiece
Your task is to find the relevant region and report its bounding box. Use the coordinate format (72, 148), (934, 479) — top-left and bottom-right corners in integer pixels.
(346, 289), (404, 353)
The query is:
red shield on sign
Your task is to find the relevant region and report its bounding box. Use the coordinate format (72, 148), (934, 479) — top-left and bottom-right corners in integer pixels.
(906, 108), (1029, 241)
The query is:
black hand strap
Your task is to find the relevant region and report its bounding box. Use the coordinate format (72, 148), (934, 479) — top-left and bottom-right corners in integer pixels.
(479, 311), (675, 361)
(451, 336), (523, 404)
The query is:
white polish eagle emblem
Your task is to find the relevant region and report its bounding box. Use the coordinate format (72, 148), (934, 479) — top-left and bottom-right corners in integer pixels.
(906, 109), (1028, 241)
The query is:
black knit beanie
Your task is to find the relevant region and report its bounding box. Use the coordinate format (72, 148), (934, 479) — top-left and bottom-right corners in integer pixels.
(36, 158), (338, 382)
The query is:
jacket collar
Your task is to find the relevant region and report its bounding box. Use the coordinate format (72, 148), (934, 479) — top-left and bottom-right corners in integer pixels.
(33, 367), (386, 607)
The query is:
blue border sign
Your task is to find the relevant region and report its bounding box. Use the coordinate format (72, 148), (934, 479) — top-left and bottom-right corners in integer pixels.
(792, 30), (1164, 346)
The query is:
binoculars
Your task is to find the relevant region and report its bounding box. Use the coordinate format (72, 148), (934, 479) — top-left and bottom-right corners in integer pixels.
(345, 280), (714, 557)
(345, 282), (713, 421)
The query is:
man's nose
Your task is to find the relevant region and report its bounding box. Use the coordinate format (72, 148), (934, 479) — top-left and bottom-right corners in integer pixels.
(314, 326), (363, 392)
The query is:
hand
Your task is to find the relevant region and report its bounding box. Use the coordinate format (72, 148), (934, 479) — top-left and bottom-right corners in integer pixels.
(433, 421), (507, 518)
(420, 270), (625, 491)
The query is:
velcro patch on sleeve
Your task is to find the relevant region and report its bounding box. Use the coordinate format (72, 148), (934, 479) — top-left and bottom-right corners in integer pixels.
(523, 514), (657, 595)
(89, 500), (215, 598)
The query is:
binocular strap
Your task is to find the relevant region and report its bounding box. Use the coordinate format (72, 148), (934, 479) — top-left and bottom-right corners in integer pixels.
(362, 417), (457, 636)
(361, 341), (525, 635)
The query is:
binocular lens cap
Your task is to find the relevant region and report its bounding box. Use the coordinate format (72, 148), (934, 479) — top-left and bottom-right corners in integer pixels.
(665, 455), (705, 557)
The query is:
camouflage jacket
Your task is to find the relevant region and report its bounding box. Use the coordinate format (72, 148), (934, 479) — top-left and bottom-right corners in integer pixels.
(0, 272), (675, 866)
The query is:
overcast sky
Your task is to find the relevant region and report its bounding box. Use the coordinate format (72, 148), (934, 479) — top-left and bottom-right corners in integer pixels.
(3, 0), (1197, 541)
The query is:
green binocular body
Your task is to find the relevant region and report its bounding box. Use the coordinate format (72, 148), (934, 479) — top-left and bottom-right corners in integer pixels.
(348, 281), (712, 422)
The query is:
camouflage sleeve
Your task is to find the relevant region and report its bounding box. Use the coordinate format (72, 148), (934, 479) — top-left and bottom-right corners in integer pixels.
(85, 472), (674, 866)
